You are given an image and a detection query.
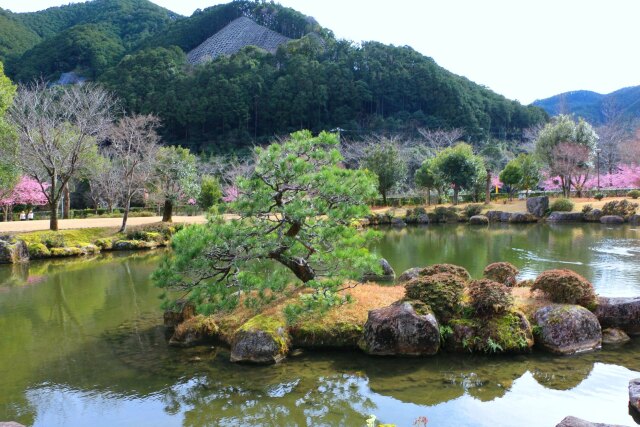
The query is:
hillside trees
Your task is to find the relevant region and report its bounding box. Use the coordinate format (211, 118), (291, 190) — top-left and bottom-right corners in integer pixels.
(153, 146), (199, 223)
(432, 143), (485, 205)
(361, 140), (407, 204)
(153, 130), (379, 314)
(7, 82), (114, 230)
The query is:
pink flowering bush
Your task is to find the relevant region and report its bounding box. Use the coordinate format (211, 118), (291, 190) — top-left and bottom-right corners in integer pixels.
(222, 185), (239, 203)
(1, 176), (48, 220)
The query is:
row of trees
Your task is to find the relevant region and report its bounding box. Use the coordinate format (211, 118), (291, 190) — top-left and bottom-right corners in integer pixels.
(0, 63), (207, 231)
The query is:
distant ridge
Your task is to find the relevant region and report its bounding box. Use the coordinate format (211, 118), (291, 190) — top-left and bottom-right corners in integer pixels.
(532, 86), (640, 124)
(187, 16), (290, 64)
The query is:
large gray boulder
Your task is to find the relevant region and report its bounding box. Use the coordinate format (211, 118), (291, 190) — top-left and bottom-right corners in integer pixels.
(0, 238), (28, 264)
(583, 209), (603, 222)
(527, 196), (549, 217)
(595, 297), (640, 335)
(230, 315), (290, 364)
(600, 215), (625, 224)
(547, 212), (584, 222)
(556, 416), (627, 427)
(469, 214), (489, 225)
(630, 214), (640, 225)
(362, 258), (396, 282)
(391, 217), (406, 228)
(533, 304), (602, 355)
(630, 378), (640, 415)
(360, 300), (440, 356)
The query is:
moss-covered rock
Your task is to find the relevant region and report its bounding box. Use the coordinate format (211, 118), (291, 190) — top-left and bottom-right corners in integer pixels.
(163, 300), (196, 330)
(94, 238), (114, 250)
(405, 273), (466, 322)
(230, 315), (290, 364)
(468, 215), (489, 225)
(445, 311), (533, 353)
(396, 267), (422, 283)
(0, 238), (29, 264)
(27, 242), (51, 259)
(531, 269), (596, 309)
(169, 315), (219, 347)
(290, 320), (363, 348)
(533, 304), (601, 355)
(49, 247), (84, 257)
(112, 240), (157, 250)
(468, 279), (513, 316)
(362, 258), (396, 282)
(360, 300), (440, 356)
(483, 262), (519, 286)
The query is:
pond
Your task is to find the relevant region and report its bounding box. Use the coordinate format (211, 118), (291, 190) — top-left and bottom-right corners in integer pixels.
(1, 223), (640, 427)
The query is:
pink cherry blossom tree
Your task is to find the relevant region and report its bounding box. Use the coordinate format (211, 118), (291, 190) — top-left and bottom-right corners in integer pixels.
(0, 176), (48, 221)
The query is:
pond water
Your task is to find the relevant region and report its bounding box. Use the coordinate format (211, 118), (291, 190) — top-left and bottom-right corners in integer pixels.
(1, 223), (640, 427)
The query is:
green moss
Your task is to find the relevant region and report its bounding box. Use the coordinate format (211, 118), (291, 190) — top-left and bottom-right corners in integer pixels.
(94, 238), (113, 250)
(50, 247), (84, 257)
(17, 228), (115, 248)
(290, 319), (363, 348)
(27, 243), (50, 259)
(405, 273), (466, 322)
(113, 240), (156, 250)
(239, 314), (289, 353)
(446, 311), (533, 354)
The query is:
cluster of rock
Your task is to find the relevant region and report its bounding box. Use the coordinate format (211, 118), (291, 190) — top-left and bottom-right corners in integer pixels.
(165, 260), (640, 366)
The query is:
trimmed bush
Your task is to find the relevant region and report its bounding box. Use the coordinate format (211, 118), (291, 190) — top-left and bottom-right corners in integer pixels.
(582, 204), (593, 214)
(463, 204), (483, 218)
(483, 262), (519, 286)
(27, 243), (50, 259)
(594, 193), (605, 201)
(550, 198), (574, 212)
(95, 238), (113, 250)
(468, 279), (513, 316)
(431, 206), (459, 222)
(39, 232), (66, 249)
(602, 199), (638, 219)
(627, 190), (640, 199)
(531, 269), (597, 309)
(420, 263), (471, 281)
(405, 272), (466, 322)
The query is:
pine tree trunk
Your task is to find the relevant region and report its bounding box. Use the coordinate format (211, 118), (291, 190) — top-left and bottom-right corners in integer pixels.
(162, 199), (173, 222)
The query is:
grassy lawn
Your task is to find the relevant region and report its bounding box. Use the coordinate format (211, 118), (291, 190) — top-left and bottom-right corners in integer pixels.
(15, 227), (119, 247)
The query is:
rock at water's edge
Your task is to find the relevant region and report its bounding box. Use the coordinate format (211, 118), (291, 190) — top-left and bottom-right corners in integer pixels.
(362, 258), (396, 282)
(555, 416), (627, 427)
(602, 328), (630, 345)
(360, 300), (440, 356)
(547, 212), (584, 222)
(230, 315), (290, 364)
(533, 304), (601, 355)
(630, 378), (640, 415)
(595, 296), (640, 336)
(0, 239), (29, 264)
(397, 267), (422, 283)
(469, 215), (489, 225)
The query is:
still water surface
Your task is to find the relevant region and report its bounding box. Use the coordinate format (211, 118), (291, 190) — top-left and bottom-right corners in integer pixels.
(1, 223), (639, 426)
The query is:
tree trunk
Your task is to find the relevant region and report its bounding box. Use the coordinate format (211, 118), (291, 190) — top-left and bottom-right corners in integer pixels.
(63, 183), (70, 219)
(453, 186), (459, 205)
(485, 171), (491, 204)
(119, 198), (131, 233)
(49, 201), (58, 231)
(162, 199), (173, 222)
(427, 188), (431, 206)
(273, 254), (315, 283)
(381, 192), (387, 207)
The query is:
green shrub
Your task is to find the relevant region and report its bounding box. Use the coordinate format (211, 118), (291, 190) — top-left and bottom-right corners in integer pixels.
(404, 273), (466, 322)
(463, 204), (483, 218)
(549, 198), (574, 212)
(468, 279), (513, 316)
(483, 262), (519, 287)
(593, 193), (604, 201)
(602, 199), (638, 219)
(531, 269), (596, 309)
(582, 204), (593, 214)
(95, 238), (113, 250)
(28, 243), (51, 259)
(128, 210), (156, 218)
(50, 247), (83, 257)
(420, 263), (471, 281)
(627, 190), (640, 199)
(39, 232), (65, 249)
(431, 206), (459, 222)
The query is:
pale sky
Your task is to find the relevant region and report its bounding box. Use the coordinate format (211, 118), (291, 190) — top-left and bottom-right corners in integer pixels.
(2, 0), (639, 104)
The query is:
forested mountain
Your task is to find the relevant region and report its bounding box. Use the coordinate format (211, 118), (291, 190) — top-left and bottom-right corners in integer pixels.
(533, 86), (640, 125)
(1, 0), (547, 153)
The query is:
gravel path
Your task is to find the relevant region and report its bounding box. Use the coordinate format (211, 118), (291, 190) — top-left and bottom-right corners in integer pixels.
(0, 216), (210, 234)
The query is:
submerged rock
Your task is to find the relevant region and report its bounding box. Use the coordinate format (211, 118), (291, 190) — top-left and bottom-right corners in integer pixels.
(469, 215), (489, 225)
(360, 300), (440, 356)
(601, 328), (630, 345)
(595, 297), (640, 335)
(600, 215), (625, 224)
(556, 416), (627, 427)
(630, 378), (640, 415)
(533, 305), (601, 355)
(391, 217), (407, 228)
(230, 315), (290, 364)
(547, 212), (584, 222)
(527, 196), (549, 218)
(362, 258), (396, 282)
(0, 238), (28, 264)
